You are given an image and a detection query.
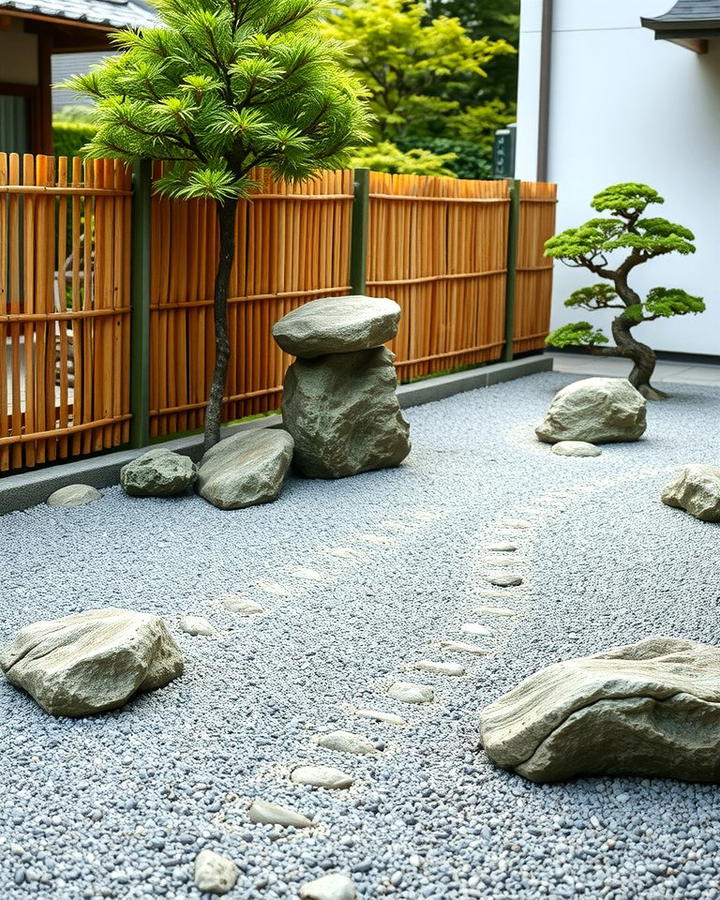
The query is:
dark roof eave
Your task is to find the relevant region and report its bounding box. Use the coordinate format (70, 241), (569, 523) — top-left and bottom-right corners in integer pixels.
(642, 15), (720, 30)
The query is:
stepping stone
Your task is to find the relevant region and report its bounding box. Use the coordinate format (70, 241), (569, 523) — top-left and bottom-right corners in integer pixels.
(552, 439), (602, 457)
(272, 294), (400, 358)
(221, 596), (264, 616)
(194, 850), (239, 895)
(483, 556), (516, 567)
(461, 623), (492, 636)
(315, 730), (375, 755)
(291, 567), (327, 582)
(412, 510), (439, 521)
(476, 606), (517, 617)
(180, 615), (216, 636)
(255, 579), (290, 597)
(500, 518), (532, 529)
(46, 484), (101, 508)
(299, 873), (357, 900)
(486, 543), (518, 553)
(290, 765), (354, 789)
(359, 534), (393, 546)
(387, 681), (434, 704)
(488, 574), (523, 588)
(478, 589), (526, 602)
(248, 799), (312, 828)
(439, 640), (491, 656)
(326, 548), (368, 562)
(414, 660), (466, 677)
(353, 708), (408, 726)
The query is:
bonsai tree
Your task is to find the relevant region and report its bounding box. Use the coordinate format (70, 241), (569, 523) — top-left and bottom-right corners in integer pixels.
(69, 0), (369, 449)
(545, 183), (705, 400)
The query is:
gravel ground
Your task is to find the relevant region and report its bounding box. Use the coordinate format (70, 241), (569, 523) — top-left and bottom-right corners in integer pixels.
(1, 370), (719, 899)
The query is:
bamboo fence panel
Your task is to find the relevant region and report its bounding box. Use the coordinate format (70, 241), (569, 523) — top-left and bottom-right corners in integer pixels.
(513, 180), (557, 354)
(149, 167), (354, 437)
(0, 153), (132, 473)
(366, 172), (510, 381)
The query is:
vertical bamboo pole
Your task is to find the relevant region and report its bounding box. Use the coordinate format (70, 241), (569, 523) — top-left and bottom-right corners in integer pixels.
(349, 168), (369, 294)
(503, 179), (520, 362)
(130, 159), (152, 449)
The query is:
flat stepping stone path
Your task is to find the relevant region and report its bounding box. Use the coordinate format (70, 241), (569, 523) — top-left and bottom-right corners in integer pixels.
(326, 547), (368, 562)
(221, 595), (264, 616)
(482, 556), (517, 567)
(299, 872), (357, 900)
(353, 708), (408, 726)
(46, 484), (101, 507)
(179, 615), (216, 636)
(290, 765), (354, 789)
(439, 640), (491, 656)
(486, 542), (518, 552)
(552, 440), (602, 458)
(248, 799), (312, 828)
(194, 850), (239, 895)
(315, 730), (375, 755)
(476, 605), (517, 616)
(488, 574), (523, 588)
(500, 518), (532, 529)
(291, 567), (327, 582)
(461, 623), (492, 636)
(414, 660), (466, 677)
(387, 681), (434, 704)
(255, 579), (290, 597)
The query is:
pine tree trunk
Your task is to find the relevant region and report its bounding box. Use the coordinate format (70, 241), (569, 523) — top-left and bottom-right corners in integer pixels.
(204, 199), (238, 451)
(611, 314), (669, 401)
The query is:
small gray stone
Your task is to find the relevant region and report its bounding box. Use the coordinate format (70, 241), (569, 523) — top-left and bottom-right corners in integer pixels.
(486, 543), (518, 552)
(414, 660), (466, 677)
(290, 765), (354, 789)
(439, 640), (491, 656)
(475, 606), (516, 617)
(46, 484), (101, 508)
(536, 377), (646, 444)
(197, 429), (294, 510)
(0, 608), (183, 717)
(179, 615), (216, 637)
(315, 730), (375, 754)
(220, 595), (265, 616)
(282, 347), (411, 479)
(500, 519), (532, 529)
(120, 448), (197, 497)
(248, 799), (312, 828)
(299, 872), (357, 900)
(461, 623), (492, 636)
(661, 465), (720, 522)
(193, 849), (238, 895)
(353, 708), (408, 726)
(272, 295), (400, 359)
(488, 574), (523, 587)
(551, 440), (602, 458)
(388, 681), (434, 704)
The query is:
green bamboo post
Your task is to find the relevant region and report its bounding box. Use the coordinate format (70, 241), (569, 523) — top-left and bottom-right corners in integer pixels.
(503, 178), (520, 362)
(129, 159), (152, 449)
(349, 167), (370, 294)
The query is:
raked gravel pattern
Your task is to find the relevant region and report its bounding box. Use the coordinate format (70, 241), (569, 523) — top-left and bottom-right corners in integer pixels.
(1, 371), (720, 898)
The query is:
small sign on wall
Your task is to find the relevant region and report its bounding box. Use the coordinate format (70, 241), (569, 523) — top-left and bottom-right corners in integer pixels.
(493, 124), (516, 179)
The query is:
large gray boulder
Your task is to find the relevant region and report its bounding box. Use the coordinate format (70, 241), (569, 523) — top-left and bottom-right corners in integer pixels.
(282, 347), (410, 478)
(196, 429), (294, 510)
(272, 295), (401, 359)
(479, 637), (720, 783)
(536, 377), (646, 444)
(120, 448), (197, 497)
(0, 608), (183, 717)
(661, 465), (720, 523)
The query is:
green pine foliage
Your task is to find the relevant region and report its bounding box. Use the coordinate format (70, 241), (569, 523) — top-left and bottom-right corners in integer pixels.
(68, 0), (371, 201)
(348, 141), (457, 176)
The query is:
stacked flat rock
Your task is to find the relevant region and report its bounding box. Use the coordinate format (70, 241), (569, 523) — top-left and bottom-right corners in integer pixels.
(536, 377), (646, 444)
(478, 637), (720, 783)
(272, 296), (411, 478)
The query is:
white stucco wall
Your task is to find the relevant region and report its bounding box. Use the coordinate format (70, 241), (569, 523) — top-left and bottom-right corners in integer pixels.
(516, 0), (720, 357)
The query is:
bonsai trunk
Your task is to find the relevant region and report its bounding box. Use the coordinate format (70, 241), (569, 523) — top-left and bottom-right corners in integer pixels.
(611, 314), (669, 401)
(204, 199), (238, 452)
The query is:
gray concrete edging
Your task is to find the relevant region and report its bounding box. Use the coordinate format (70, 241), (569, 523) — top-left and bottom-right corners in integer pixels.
(0, 355), (552, 515)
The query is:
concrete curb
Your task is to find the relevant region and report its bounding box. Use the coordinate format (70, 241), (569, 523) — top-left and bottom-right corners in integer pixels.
(0, 355), (551, 515)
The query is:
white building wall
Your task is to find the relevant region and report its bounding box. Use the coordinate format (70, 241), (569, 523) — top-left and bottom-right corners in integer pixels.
(516, 0), (720, 357)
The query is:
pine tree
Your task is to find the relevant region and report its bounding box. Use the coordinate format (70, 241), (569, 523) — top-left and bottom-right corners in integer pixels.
(69, 0), (369, 449)
(545, 184), (705, 400)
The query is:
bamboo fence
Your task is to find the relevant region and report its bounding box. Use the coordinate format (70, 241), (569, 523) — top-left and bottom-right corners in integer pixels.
(0, 157), (556, 474)
(149, 168), (354, 437)
(0, 153), (132, 473)
(366, 172), (510, 381)
(513, 180), (558, 355)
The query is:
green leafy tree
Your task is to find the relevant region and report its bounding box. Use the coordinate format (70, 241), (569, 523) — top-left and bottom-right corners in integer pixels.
(69, 0), (369, 449)
(348, 140), (457, 176)
(545, 184), (705, 400)
(321, 0), (512, 144)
